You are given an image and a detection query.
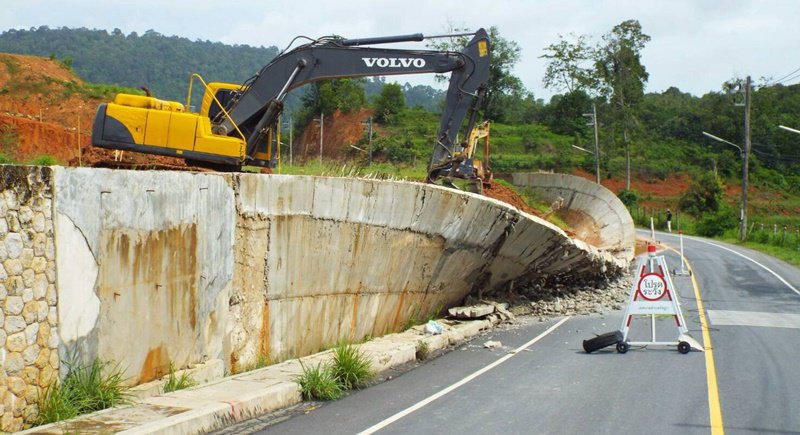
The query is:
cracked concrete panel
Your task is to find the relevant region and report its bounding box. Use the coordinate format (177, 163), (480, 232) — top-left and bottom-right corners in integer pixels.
(512, 172), (635, 261)
(53, 167), (234, 382)
(55, 212), (100, 344)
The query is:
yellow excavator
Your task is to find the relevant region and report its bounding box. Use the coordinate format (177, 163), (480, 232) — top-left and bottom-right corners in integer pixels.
(91, 29), (491, 186)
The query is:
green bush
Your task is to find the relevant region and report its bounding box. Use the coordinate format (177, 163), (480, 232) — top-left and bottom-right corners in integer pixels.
(617, 189), (639, 207)
(695, 205), (737, 237)
(29, 155), (59, 166)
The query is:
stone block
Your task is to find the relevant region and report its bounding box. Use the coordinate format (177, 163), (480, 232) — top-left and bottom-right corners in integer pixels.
(6, 276), (23, 295)
(2, 259), (22, 277)
(34, 347), (49, 369)
(32, 233), (46, 257)
(45, 238), (54, 261)
(7, 377), (25, 395)
(21, 367), (39, 386)
(0, 241), (6, 262)
(36, 300), (48, 322)
(17, 206), (33, 224)
(21, 288), (33, 303)
(47, 306), (57, 325)
(45, 261), (55, 283)
(33, 274), (47, 299)
(0, 264), (6, 281)
(0, 218), (6, 234)
(49, 349), (59, 368)
(38, 364), (55, 387)
(25, 322), (39, 345)
(7, 214), (20, 232)
(31, 257), (47, 274)
(20, 250), (34, 271)
(23, 344), (40, 365)
(4, 315), (25, 334)
(0, 412), (13, 433)
(3, 296), (23, 315)
(0, 284), (5, 301)
(3, 234), (22, 260)
(3, 191), (18, 210)
(21, 268), (34, 287)
(32, 213), (46, 233)
(45, 285), (56, 305)
(5, 332), (25, 352)
(0, 329), (5, 347)
(22, 301), (37, 323)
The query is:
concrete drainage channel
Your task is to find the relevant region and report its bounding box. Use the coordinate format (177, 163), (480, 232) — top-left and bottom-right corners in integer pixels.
(2, 166), (633, 433)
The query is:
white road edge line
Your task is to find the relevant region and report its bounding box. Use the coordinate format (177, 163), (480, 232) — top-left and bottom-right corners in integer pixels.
(358, 316), (571, 435)
(683, 235), (799, 297)
(639, 229), (800, 297)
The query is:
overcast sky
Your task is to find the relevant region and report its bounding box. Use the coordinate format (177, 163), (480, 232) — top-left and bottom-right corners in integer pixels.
(2, 0), (799, 100)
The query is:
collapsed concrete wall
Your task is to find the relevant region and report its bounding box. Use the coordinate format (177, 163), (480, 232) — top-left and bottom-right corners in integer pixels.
(512, 172), (635, 262)
(1, 166), (625, 430)
(227, 175), (625, 367)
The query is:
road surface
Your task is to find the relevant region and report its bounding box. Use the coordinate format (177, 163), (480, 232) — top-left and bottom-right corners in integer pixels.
(215, 231), (800, 434)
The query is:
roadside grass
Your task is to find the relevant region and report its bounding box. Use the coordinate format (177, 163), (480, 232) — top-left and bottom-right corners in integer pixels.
(296, 362), (344, 401)
(295, 340), (374, 401)
(718, 236), (800, 268)
(36, 356), (130, 425)
(232, 352), (272, 375)
(162, 363), (197, 394)
(330, 341), (373, 390)
(29, 154), (59, 166)
(415, 340), (430, 361)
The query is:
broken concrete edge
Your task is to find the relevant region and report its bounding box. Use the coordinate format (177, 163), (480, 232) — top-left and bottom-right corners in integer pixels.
(18, 316), (498, 435)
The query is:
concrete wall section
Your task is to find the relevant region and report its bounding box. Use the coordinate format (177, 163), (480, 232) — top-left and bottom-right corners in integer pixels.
(53, 168), (234, 385)
(0, 166), (59, 432)
(229, 175), (624, 367)
(512, 172), (635, 262)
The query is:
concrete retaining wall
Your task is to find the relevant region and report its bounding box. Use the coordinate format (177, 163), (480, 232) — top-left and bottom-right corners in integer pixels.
(512, 172), (635, 262)
(1, 166), (625, 431)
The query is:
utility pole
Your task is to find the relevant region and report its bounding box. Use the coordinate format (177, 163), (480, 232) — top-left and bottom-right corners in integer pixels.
(319, 112), (324, 165)
(287, 115), (293, 166)
(741, 75), (751, 242)
(582, 103), (601, 184)
(368, 116), (373, 166)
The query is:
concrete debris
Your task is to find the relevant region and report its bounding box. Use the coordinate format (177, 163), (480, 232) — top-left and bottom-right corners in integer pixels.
(448, 304), (495, 319)
(483, 340), (502, 349)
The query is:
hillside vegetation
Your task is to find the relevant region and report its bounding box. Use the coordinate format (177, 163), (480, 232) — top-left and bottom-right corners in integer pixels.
(0, 25), (799, 259)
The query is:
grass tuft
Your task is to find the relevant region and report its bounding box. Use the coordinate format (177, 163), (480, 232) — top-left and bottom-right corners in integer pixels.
(295, 362), (344, 401)
(416, 340), (430, 361)
(162, 363), (197, 393)
(36, 356), (130, 425)
(330, 341), (373, 390)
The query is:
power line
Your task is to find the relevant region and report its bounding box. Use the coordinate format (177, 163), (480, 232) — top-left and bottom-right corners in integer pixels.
(766, 66), (800, 86)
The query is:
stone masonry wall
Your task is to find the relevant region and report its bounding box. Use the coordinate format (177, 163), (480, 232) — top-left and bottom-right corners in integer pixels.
(0, 166), (59, 432)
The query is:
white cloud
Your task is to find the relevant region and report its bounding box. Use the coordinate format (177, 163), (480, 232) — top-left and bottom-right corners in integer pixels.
(2, 0), (799, 98)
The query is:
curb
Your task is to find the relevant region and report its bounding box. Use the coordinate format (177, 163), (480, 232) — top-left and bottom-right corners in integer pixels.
(20, 318), (494, 434)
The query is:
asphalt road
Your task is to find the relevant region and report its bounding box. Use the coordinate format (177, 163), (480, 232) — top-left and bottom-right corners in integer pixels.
(216, 231), (800, 434)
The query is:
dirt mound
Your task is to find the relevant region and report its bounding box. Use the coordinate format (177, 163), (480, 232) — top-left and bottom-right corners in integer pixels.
(482, 180), (542, 218)
(295, 108), (373, 162)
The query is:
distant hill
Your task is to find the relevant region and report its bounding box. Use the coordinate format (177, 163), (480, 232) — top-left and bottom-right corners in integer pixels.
(0, 26), (445, 112)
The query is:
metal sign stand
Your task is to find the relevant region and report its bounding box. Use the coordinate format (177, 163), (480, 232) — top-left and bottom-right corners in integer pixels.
(617, 245), (698, 354)
(673, 231), (691, 277)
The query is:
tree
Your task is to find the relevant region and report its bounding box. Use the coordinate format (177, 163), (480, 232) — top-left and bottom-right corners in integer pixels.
(593, 20), (651, 190)
(540, 33), (595, 94)
(296, 78), (366, 127)
(427, 25), (526, 123)
(374, 82), (405, 123)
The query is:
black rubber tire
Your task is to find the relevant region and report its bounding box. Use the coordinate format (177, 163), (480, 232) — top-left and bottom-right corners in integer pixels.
(582, 331), (622, 353)
(678, 341), (691, 354)
(616, 341), (630, 354)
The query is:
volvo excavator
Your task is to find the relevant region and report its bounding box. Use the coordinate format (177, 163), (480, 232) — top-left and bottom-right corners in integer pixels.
(91, 29), (490, 187)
